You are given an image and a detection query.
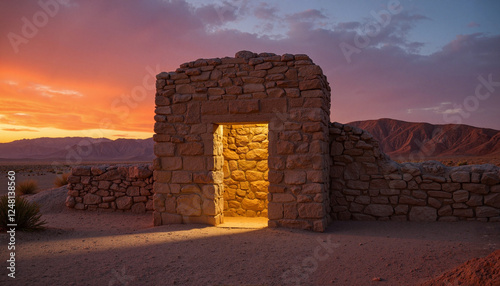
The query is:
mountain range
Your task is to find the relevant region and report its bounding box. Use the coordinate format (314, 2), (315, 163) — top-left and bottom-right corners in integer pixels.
(0, 137), (154, 162)
(1, 119), (499, 162)
(348, 118), (500, 159)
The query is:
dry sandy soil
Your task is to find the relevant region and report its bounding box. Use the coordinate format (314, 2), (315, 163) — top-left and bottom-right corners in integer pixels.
(0, 164), (72, 196)
(0, 187), (499, 286)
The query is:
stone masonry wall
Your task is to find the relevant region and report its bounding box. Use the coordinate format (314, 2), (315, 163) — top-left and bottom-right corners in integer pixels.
(330, 122), (500, 222)
(66, 164), (154, 213)
(222, 124), (269, 217)
(154, 50), (332, 231)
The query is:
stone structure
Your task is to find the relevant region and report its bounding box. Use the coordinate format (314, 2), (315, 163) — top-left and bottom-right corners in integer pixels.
(66, 164), (154, 213)
(222, 124), (269, 217)
(66, 51), (500, 231)
(153, 50), (331, 231)
(329, 122), (500, 222)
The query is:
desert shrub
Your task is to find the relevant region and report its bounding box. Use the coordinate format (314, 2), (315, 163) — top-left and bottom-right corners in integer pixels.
(458, 161), (468, 166)
(54, 173), (70, 187)
(15, 180), (38, 195)
(0, 195), (46, 231)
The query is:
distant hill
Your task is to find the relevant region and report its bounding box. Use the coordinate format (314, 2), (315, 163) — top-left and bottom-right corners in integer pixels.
(2, 119), (499, 163)
(0, 137), (154, 162)
(347, 118), (500, 159)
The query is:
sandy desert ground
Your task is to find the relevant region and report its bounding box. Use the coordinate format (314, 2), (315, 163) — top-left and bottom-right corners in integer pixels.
(0, 186), (498, 285)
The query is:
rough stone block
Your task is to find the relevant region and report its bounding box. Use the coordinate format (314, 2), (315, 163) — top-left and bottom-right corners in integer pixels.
(420, 183), (441, 190)
(389, 180), (406, 189)
(453, 190), (469, 203)
(171, 171), (193, 184)
(481, 172), (500, 185)
(466, 194), (483, 206)
(438, 205), (452, 216)
(476, 206), (500, 217)
(73, 166), (91, 176)
(284, 171), (306, 185)
(177, 194), (202, 216)
(453, 209), (474, 218)
(82, 193), (100, 205)
(346, 180), (369, 190)
(116, 196), (133, 210)
(428, 191), (452, 199)
(442, 183), (461, 192)
(399, 195), (426, 206)
(272, 193), (295, 203)
(364, 204), (394, 217)
(484, 193), (500, 208)
(298, 203), (324, 219)
(202, 101), (228, 116)
(428, 197), (442, 209)
(394, 205), (408, 215)
(160, 157), (182, 170)
(409, 206), (437, 222)
(462, 183), (488, 194)
(268, 203), (283, 219)
(229, 99), (260, 114)
(178, 142), (204, 156)
(451, 171), (471, 183)
(131, 203), (146, 214)
(126, 186), (140, 196)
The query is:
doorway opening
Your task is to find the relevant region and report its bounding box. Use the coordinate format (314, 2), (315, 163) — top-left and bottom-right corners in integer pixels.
(218, 123), (269, 227)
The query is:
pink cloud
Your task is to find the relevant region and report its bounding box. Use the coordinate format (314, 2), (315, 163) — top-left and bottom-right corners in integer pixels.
(0, 0), (499, 136)
(291, 9), (327, 20)
(467, 21), (480, 28)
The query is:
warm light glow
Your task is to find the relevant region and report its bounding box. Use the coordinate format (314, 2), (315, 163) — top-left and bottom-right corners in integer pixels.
(222, 124), (269, 218)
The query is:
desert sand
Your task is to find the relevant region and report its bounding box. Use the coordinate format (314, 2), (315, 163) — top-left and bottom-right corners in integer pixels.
(0, 186), (498, 285)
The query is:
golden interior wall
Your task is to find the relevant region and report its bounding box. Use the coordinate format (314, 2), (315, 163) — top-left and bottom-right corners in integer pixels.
(222, 124), (269, 217)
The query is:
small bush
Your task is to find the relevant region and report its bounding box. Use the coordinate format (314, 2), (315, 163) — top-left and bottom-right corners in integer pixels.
(16, 180), (38, 195)
(0, 195), (46, 231)
(54, 173), (70, 187)
(458, 160), (468, 166)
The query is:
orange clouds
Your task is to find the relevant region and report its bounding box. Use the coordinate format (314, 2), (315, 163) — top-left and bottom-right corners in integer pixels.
(0, 0), (499, 144)
(0, 63), (156, 142)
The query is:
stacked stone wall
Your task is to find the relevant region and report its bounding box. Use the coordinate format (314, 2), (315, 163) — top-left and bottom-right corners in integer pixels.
(66, 51), (499, 230)
(222, 124), (269, 217)
(153, 50), (332, 231)
(66, 164), (154, 213)
(329, 122), (500, 222)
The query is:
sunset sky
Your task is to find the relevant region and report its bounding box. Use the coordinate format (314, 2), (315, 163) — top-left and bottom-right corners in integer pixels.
(1, 0), (499, 143)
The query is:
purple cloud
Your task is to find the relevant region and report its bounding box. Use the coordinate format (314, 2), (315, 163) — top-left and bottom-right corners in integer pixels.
(467, 21), (480, 28)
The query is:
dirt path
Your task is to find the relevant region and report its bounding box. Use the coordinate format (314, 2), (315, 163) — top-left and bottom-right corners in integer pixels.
(0, 188), (499, 285)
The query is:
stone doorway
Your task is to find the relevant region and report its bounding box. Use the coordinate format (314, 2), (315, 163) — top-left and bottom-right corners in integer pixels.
(220, 123), (269, 219)
(153, 51), (332, 231)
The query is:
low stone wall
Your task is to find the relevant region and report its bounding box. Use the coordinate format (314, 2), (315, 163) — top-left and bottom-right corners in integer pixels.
(329, 122), (500, 222)
(222, 124), (269, 217)
(65, 123), (500, 224)
(66, 164), (154, 213)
